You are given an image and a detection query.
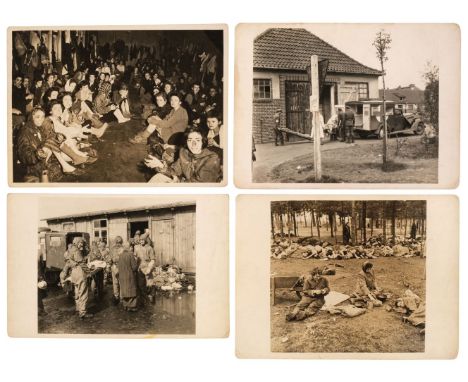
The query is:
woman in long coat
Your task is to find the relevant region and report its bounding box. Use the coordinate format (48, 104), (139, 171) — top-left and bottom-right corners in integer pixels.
(118, 245), (138, 311)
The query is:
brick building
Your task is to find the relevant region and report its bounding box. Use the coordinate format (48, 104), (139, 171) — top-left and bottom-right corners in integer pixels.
(252, 28), (382, 143)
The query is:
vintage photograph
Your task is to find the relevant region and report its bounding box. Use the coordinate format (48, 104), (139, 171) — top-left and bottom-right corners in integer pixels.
(235, 24), (460, 186)
(37, 199), (196, 335)
(270, 200), (426, 353)
(9, 27), (225, 184)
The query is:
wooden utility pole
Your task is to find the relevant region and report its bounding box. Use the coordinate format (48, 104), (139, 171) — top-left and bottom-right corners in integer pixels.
(310, 55), (322, 181)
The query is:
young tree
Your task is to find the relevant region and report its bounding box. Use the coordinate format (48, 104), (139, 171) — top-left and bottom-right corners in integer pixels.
(373, 30), (392, 168)
(423, 61), (439, 129)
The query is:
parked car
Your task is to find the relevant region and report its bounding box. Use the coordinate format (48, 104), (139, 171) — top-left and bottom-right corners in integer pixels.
(346, 99), (425, 139)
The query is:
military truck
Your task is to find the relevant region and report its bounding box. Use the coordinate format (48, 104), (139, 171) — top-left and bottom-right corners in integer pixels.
(38, 228), (90, 284)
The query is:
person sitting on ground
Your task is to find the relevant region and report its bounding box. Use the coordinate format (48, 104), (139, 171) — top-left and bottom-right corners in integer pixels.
(129, 93), (188, 150)
(112, 83), (134, 120)
(94, 81), (130, 124)
(286, 267), (330, 321)
(72, 83), (109, 139)
(350, 261), (383, 308)
(16, 107), (63, 182)
(204, 111), (224, 164)
(47, 100), (97, 165)
(144, 126), (221, 183)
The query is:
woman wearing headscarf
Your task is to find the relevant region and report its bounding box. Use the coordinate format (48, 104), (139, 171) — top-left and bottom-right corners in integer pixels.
(93, 81), (130, 124)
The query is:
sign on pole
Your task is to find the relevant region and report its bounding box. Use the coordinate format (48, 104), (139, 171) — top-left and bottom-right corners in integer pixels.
(310, 55), (322, 181)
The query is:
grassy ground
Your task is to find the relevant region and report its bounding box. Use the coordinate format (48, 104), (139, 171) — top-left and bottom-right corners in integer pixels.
(271, 257), (425, 353)
(268, 138), (438, 183)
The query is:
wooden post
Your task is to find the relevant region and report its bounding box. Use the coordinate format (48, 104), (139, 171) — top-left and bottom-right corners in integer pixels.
(310, 55), (322, 181)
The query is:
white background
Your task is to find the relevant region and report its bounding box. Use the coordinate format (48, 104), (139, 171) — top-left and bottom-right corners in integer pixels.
(1, 0), (465, 381)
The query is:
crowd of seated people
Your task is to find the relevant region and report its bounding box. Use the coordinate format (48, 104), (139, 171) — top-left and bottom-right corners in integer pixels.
(12, 33), (224, 183)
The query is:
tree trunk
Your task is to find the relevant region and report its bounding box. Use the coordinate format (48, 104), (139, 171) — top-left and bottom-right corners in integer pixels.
(303, 210), (307, 227)
(329, 213), (334, 238)
(293, 212), (297, 236)
(334, 214), (338, 244)
(382, 202), (387, 243)
(391, 201), (396, 244)
(271, 211), (275, 238)
(351, 201), (357, 245)
(315, 211), (321, 240)
(279, 213), (284, 237)
(370, 217), (374, 237)
(381, 61), (388, 167)
(362, 202), (367, 243)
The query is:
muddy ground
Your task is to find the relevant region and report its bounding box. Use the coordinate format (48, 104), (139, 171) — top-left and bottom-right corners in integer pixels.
(39, 284), (195, 335)
(271, 257), (425, 353)
(254, 135), (438, 183)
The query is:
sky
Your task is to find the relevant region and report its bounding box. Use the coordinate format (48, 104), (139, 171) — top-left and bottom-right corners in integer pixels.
(37, 196), (196, 227)
(303, 24), (444, 89)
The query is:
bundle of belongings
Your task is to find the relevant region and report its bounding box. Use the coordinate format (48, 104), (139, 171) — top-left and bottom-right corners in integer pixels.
(146, 264), (195, 292)
(389, 289), (426, 330)
(270, 235), (424, 260)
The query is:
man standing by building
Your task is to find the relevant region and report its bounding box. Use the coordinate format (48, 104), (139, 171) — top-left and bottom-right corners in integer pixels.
(337, 107), (345, 142)
(110, 236), (124, 305)
(344, 105), (355, 144)
(273, 109), (284, 146)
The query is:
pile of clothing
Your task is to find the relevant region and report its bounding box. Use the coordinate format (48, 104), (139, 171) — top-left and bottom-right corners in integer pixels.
(270, 235), (425, 260)
(146, 264), (195, 292)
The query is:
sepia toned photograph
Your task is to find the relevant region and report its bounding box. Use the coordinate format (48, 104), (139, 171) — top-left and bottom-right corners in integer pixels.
(236, 195), (458, 359)
(235, 24), (460, 188)
(38, 200), (196, 334)
(270, 200), (426, 353)
(8, 194), (229, 338)
(9, 26), (226, 185)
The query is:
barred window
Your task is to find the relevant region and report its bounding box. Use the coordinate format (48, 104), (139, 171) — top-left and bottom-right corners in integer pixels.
(253, 78), (272, 99)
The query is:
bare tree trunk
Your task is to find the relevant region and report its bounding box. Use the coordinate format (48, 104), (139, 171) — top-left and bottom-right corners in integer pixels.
(315, 210), (321, 240)
(334, 213), (338, 244)
(362, 202), (367, 243)
(351, 201), (357, 245)
(293, 212), (297, 236)
(303, 210), (307, 227)
(329, 213), (334, 238)
(391, 201), (396, 244)
(370, 217), (374, 237)
(382, 202), (387, 243)
(280, 213), (284, 237)
(271, 211), (275, 238)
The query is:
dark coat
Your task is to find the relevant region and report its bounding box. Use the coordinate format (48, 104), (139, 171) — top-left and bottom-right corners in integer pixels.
(16, 121), (62, 180)
(167, 147), (221, 183)
(118, 249), (138, 298)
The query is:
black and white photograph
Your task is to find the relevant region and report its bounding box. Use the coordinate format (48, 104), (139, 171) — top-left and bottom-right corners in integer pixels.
(9, 26), (226, 185)
(235, 24), (460, 187)
(236, 195), (458, 359)
(270, 200), (426, 353)
(37, 199), (196, 335)
(8, 194), (230, 338)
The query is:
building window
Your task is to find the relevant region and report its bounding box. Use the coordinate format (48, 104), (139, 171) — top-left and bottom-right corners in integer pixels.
(62, 222), (75, 231)
(345, 82), (369, 100)
(253, 78), (272, 99)
(93, 219), (108, 243)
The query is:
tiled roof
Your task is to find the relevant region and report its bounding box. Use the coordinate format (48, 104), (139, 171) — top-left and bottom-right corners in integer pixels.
(254, 28), (382, 76)
(380, 85), (424, 104)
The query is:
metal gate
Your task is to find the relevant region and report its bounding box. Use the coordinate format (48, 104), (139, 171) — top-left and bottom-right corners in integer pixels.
(285, 81), (311, 137)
